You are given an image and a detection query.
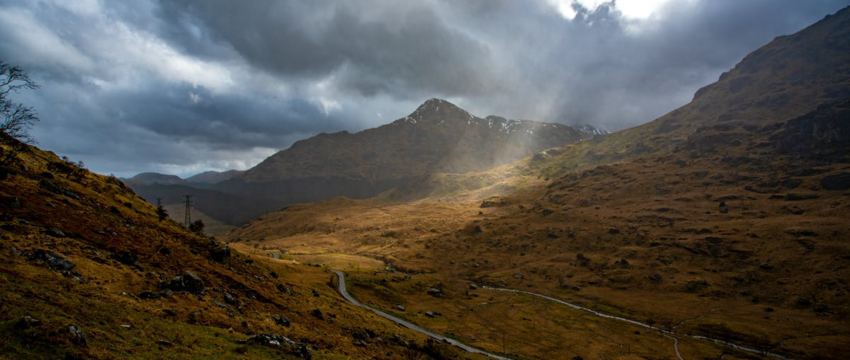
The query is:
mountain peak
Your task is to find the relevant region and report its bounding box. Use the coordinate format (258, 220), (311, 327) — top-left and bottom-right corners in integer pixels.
(403, 98), (473, 124)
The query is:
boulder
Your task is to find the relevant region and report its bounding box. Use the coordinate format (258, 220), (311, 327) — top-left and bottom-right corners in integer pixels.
(110, 250), (137, 265)
(427, 288), (441, 296)
(15, 315), (41, 330)
(576, 253), (591, 267)
(224, 292), (239, 306)
(276, 284), (292, 295)
(821, 172), (850, 190)
(65, 325), (87, 346)
(210, 245), (230, 262)
(32, 249), (75, 271)
(169, 272), (205, 294)
(46, 227), (66, 238)
(273, 315), (290, 327)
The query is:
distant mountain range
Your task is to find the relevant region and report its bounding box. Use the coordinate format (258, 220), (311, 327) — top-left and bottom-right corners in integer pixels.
(126, 102), (607, 228)
(123, 170), (243, 186)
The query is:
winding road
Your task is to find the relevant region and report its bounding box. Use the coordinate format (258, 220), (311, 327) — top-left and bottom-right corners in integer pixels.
(332, 270), (511, 360)
(333, 270), (796, 360)
(483, 286), (796, 360)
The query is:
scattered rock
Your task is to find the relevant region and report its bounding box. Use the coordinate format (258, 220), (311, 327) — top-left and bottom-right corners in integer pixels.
(310, 309), (324, 320)
(110, 250), (137, 266)
(273, 315), (290, 327)
(312, 289), (320, 297)
(468, 284), (478, 290)
(169, 272), (205, 294)
(248, 333), (312, 359)
(139, 291), (163, 299)
(188, 310), (203, 324)
(39, 179), (79, 200)
(65, 325), (87, 346)
(607, 227), (620, 234)
(32, 249), (75, 271)
(156, 340), (173, 347)
(760, 263), (774, 271)
(395, 305), (406, 312)
(427, 288), (441, 296)
(480, 199), (506, 208)
(276, 284), (292, 295)
(649, 274), (662, 282)
(15, 316), (41, 330)
(210, 245), (230, 262)
(162, 309), (177, 316)
(224, 292), (239, 306)
(45, 227), (66, 238)
(576, 253), (591, 267)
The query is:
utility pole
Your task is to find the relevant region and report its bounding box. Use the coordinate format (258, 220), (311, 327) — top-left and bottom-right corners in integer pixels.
(183, 194), (193, 227)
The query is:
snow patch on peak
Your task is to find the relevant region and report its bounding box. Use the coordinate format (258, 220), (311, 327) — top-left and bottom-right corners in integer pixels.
(573, 124), (610, 136)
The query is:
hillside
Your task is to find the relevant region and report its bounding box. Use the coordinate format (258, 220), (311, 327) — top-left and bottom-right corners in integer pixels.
(0, 136), (484, 360)
(525, 7), (850, 179)
(222, 7), (850, 360)
(186, 170), (244, 185)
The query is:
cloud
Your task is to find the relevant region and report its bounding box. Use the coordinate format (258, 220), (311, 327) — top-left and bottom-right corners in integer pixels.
(157, 0), (503, 98)
(0, 0), (847, 177)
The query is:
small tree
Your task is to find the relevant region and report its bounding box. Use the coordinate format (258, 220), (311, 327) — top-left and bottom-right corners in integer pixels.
(1, 62), (39, 144)
(188, 219), (205, 235)
(156, 205), (169, 222)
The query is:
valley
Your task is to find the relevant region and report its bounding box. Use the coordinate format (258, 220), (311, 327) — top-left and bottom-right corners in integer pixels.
(2, 3), (849, 360)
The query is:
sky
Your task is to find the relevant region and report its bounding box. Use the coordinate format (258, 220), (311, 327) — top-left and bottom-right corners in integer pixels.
(1, 0), (847, 177)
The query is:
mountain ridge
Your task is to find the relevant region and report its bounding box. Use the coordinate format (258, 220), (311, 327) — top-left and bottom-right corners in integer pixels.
(239, 98), (603, 183)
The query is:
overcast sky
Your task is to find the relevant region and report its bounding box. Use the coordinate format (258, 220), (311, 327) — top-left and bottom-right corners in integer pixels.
(1, 0), (847, 177)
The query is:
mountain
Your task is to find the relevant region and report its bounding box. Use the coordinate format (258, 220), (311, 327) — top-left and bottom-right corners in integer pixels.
(123, 172), (185, 186)
(186, 170), (243, 184)
(222, 7), (850, 360)
(239, 98), (598, 183)
(0, 137), (474, 359)
(127, 100), (605, 227)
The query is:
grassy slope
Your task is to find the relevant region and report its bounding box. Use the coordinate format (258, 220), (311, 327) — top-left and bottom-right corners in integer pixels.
(0, 141), (483, 360)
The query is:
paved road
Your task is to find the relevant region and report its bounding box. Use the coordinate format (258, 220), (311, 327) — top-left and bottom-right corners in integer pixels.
(483, 286), (796, 360)
(332, 270), (511, 360)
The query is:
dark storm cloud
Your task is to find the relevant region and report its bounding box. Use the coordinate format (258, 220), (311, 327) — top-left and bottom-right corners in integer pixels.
(158, 0), (500, 97)
(102, 86), (345, 150)
(0, 0), (847, 176)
